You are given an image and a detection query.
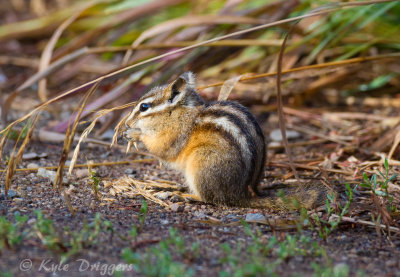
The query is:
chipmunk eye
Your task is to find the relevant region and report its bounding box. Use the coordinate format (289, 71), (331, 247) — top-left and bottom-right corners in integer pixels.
(139, 103), (150, 112)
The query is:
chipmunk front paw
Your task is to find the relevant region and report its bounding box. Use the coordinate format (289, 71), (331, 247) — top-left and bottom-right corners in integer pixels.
(123, 128), (141, 142)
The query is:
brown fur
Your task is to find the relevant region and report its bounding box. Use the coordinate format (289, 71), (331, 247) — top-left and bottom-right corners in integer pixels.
(124, 72), (327, 210)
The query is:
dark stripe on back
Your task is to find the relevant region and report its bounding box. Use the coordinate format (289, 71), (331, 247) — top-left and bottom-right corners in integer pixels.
(200, 108), (257, 187)
(215, 101), (265, 140)
(209, 101), (266, 195)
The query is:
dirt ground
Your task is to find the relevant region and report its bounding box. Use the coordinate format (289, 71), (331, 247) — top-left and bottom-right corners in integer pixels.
(1, 129), (399, 276)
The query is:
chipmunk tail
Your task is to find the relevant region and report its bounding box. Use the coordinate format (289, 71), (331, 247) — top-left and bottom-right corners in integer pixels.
(249, 183), (335, 211)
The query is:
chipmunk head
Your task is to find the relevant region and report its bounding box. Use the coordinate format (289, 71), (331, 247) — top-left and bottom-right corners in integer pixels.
(124, 72), (204, 143)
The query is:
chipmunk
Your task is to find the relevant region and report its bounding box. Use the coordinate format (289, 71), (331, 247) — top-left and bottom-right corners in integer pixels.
(123, 72), (327, 210)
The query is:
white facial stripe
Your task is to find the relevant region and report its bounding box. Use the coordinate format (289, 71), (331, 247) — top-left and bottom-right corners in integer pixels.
(201, 116), (251, 168)
(186, 72), (195, 88)
(126, 96), (156, 123)
(139, 90), (185, 117)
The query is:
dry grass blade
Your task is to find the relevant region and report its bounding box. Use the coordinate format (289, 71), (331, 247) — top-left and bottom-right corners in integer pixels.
(0, 1), (89, 41)
(55, 80), (102, 190)
(38, 2), (93, 102)
(1, 47), (88, 124)
(198, 53), (400, 90)
(330, 214), (399, 233)
(4, 113), (40, 196)
(218, 75), (244, 101)
(62, 190), (75, 216)
(388, 129), (400, 160)
(2, 1), (395, 136)
(52, 0), (185, 61)
(276, 25), (300, 182)
(0, 135), (6, 163)
(0, 159), (154, 173)
(69, 101), (137, 175)
(112, 112), (131, 148)
(88, 39), (285, 54)
(68, 115), (100, 176)
(123, 15), (266, 64)
(124, 177), (169, 207)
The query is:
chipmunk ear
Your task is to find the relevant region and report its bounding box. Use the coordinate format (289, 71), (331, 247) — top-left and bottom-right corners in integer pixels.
(167, 72), (196, 102)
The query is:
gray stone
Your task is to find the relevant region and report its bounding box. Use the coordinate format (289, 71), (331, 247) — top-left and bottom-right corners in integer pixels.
(154, 191), (171, 200)
(269, 129), (301, 141)
(124, 168), (137, 175)
(385, 260), (397, 267)
(194, 211), (207, 219)
(170, 203), (184, 212)
(0, 189), (18, 200)
(245, 213), (267, 224)
(75, 169), (89, 178)
(22, 152), (38, 160)
(27, 163), (39, 169)
(23, 152), (47, 160)
(13, 198), (23, 204)
(37, 168), (69, 184)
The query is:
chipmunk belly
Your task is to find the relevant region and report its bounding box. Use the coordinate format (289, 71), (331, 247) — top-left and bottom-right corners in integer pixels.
(174, 127), (222, 196)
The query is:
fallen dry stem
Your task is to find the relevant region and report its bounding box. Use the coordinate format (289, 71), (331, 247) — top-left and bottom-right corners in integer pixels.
(268, 162), (354, 176)
(330, 214), (399, 233)
(0, 159), (154, 173)
(125, 177), (169, 207)
(198, 53), (400, 90)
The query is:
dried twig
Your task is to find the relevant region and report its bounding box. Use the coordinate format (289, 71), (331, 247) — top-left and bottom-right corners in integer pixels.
(330, 214), (399, 233)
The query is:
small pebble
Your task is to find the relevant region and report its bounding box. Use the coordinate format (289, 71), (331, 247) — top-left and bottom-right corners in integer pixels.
(37, 168), (69, 184)
(23, 152), (47, 160)
(0, 189), (19, 200)
(385, 260), (397, 267)
(269, 129), (301, 141)
(245, 213), (267, 223)
(75, 168), (89, 178)
(170, 203), (184, 212)
(13, 198), (24, 203)
(67, 185), (77, 194)
(27, 163), (39, 169)
(154, 191), (171, 200)
(160, 219), (169, 225)
(194, 211), (207, 219)
(124, 168), (137, 175)
(23, 152), (38, 160)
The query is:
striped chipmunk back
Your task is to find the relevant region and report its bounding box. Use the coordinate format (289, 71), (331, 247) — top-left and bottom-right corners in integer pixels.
(124, 72), (266, 207)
